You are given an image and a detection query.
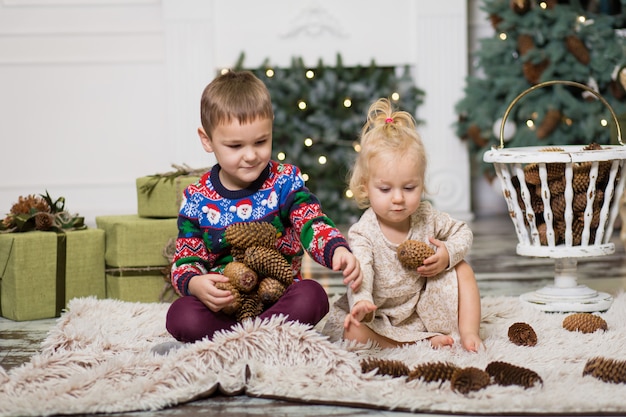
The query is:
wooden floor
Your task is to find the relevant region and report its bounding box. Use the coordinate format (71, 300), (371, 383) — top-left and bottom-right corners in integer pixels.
(2, 214), (626, 416)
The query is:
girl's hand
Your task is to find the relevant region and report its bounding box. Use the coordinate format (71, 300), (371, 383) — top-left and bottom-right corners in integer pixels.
(343, 300), (377, 332)
(417, 237), (449, 277)
(332, 246), (363, 291)
(187, 273), (234, 312)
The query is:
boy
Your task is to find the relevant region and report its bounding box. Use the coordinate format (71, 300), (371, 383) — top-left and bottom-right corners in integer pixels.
(164, 70), (362, 345)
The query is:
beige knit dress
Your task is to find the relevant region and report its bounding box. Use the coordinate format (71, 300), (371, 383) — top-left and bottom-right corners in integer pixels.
(323, 201), (473, 343)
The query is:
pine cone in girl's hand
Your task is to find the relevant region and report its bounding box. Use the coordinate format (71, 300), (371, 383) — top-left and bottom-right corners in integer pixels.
(225, 222), (277, 249)
(244, 246), (293, 286)
(214, 281), (241, 316)
(257, 277), (285, 306)
(562, 313), (608, 333)
(397, 240), (435, 269)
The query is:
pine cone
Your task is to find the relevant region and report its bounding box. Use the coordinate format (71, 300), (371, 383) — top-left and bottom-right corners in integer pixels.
(523, 59), (549, 85)
(517, 33), (534, 55)
(523, 163), (541, 185)
(565, 35), (590, 65)
(360, 358), (410, 378)
(511, 0), (531, 14)
(563, 313), (608, 333)
(536, 109), (562, 139)
(257, 277), (285, 306)
(215, 281), (241, 316)
(231, 246), (247, 262)
(486, 361), (543, 388)
(223, 261), (259, 293)
(508, 322), (538, 346)
(573, 162), (591, 193)
(225, 222), (277, 249)
(397, 240), (435, 269)
(243, 246), (293, 286)
(450, 367), (491, 394)
(583, 357), (626, 384)
(467, 124), (488, 147)
(407, 362), (459, 383)
(34, 212), (55, 231)
(235, 292), (263, 322)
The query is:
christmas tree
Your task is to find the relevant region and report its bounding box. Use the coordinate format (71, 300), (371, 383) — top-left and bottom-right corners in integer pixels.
(235, 53), (424, 224)
(456, 0), (626, 179)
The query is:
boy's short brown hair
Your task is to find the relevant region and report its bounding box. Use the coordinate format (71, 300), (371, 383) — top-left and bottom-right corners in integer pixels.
(200, 70), (274, 137)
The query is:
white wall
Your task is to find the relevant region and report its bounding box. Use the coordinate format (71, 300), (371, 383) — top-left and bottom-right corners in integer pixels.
(0, 0), (478, 226)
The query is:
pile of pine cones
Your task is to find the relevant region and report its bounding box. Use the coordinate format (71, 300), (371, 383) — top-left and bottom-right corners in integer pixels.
(512, 143), (617, 246)
(217, 222), (293, 322)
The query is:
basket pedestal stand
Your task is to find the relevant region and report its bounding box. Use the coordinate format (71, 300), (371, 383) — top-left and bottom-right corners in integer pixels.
(518, 258), (613, 312)
(484, 80), (626, 313)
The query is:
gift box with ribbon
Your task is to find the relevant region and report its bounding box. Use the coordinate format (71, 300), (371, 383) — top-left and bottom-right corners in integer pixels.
(0, 193), (105, 321)
(96, 214), (178, 303)
(136, 164), (206, 218)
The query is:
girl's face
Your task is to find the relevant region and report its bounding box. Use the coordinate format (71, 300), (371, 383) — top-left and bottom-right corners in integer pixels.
(366, 154), (423, 231)
(199, 117), (273, 190)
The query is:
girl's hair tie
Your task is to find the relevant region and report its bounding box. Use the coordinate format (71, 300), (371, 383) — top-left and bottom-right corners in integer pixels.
(385, 117), (394, 124)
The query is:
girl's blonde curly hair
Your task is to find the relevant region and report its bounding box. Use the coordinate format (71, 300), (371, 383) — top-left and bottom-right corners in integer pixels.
(349, 98), (428, 209)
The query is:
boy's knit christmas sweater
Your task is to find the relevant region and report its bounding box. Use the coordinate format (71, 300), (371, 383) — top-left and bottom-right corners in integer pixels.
(171, 160), (350, 296)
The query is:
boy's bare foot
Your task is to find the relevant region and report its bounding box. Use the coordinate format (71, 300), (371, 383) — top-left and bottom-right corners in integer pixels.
(429, 334), (454, 349)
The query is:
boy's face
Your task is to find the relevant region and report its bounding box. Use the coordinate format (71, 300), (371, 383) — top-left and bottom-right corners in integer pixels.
(199, 117), (273, 190)
(366, 154), (423, 231)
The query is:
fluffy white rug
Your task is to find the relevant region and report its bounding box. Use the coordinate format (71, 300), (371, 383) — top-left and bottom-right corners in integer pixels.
(2, 293), (626, 416)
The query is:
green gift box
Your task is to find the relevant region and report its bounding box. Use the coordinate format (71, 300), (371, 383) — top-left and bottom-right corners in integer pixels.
(96, 215), (177, 268)
(136, 175), (200, 218)
(0, 229), (105, 321)
(105, 268), (177, 303)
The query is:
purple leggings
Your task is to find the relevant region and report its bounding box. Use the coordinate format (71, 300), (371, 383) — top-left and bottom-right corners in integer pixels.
(166, 279), (330, 343)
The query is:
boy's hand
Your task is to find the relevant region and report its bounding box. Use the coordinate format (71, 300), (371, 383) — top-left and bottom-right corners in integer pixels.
(417, 237), (449, 277)
(343, 300), (377, 331)
(332, 246), (363, 291)
(188, 273), (234, 312)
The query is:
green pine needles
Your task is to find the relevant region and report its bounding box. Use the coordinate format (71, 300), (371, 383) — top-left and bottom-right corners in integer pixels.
(456, 0), (626, 179)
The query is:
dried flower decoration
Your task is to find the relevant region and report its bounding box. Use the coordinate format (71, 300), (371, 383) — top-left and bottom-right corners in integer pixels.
(1, 190), (85, 233)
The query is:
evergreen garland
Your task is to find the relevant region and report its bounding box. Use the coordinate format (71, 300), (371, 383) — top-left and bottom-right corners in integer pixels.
(235, 53), (425, 224)
(455, 0), (626, 179)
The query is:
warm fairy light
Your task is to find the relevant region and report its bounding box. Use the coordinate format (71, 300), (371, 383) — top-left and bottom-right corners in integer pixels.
(298, 100), (307, 110)
(499, 32), (507, 41)
(343, 98), (352, 108)
(306, 70), (315, 79)
(302, 173), (309, 182)
(353, 142), (362, 152)
(539, 2), (547, 9)
(318, 155), (327, 165)
(526, 120), (535, 128)
(265, 69), (275, 78)
(304, 138), (313, 147)
(277, 152), (286, 161)
(578, 15), (586, 23)
(601, 119), (608, 127)
(220, 68), (230, 75)
(345, 189), (354, 198)
(532, 112), (539, 119)
(565, 118), (573, 126)
(391, 92), (400, 101)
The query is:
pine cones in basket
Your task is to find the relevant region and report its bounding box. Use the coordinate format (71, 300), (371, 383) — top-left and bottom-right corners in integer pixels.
(397, 240), (435, 269)
(515, 144), (617, 246)
(219, 222), (292, 322)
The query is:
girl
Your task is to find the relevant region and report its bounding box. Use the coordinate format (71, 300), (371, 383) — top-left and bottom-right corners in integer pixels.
(326, 98), (482, 352)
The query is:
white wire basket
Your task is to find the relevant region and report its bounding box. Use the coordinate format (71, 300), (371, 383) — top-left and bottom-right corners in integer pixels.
(483, 80), (626, 312)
